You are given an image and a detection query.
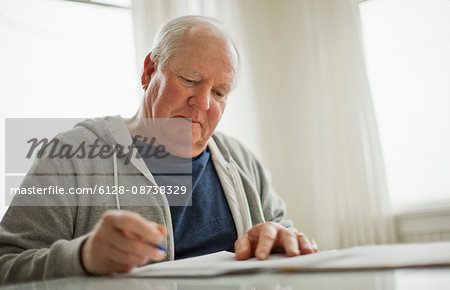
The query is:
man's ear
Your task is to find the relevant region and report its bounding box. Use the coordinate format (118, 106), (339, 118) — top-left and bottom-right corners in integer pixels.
(141, 53), (156, 91)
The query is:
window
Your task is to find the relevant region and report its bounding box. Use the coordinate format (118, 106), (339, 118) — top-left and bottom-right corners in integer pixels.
(0, 0), (139, 219)
(0, 0), (139, 119)
(358, 0), (450, 211)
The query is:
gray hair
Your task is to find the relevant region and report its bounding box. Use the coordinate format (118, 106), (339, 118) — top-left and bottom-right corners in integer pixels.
(150, 15), (240, 73)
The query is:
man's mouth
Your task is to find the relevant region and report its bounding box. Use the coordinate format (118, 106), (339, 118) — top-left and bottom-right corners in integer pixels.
(175, 115), (201, 125)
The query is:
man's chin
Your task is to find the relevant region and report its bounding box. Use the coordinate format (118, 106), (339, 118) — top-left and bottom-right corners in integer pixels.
(157, 125), (207, 157)
(163, 138), (208, 158)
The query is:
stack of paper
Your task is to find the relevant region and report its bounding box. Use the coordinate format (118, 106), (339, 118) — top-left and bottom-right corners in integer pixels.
(124, 242), (450, 278)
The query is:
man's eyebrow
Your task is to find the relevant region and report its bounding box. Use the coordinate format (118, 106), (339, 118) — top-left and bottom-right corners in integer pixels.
(216, 83), (231, 92)
(171, 64), (202, 79)
(183, 71), (203, 79)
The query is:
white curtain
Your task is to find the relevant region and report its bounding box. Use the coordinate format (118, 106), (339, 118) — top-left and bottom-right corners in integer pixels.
(131, 0), (396, 250)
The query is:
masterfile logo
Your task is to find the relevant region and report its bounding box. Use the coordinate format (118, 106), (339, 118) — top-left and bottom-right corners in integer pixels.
(25, 136), (169, 165)
(4, 118), (193, 207)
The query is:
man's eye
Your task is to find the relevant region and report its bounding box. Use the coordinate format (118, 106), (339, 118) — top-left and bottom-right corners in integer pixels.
(180, 76), (196, 84)
(213, 88), (227, 98)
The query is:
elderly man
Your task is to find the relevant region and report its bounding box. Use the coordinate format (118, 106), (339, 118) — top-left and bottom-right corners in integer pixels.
(0, 16), (316, 283)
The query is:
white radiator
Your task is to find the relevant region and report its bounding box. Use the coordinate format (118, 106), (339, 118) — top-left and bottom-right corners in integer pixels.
(395, 206), (450, 243)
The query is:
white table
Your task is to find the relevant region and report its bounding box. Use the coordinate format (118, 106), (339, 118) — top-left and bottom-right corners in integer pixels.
(1, 267), (449, 290)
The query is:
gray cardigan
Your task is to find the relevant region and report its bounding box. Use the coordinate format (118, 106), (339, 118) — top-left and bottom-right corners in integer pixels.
(0, 116), (294, 284)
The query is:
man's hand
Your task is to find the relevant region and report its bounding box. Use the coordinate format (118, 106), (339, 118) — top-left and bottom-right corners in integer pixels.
(81, 210), (167, 275)
(234, 222), (318, 260)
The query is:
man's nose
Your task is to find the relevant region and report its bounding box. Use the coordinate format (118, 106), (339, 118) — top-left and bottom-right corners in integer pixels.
(188, 86), (211, 111)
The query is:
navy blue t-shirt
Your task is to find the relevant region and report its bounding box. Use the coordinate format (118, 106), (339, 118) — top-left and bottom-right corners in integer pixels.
(134, 139), (237, 259)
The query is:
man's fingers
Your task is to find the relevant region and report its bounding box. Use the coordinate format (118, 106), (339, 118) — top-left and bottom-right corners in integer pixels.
(297, 232), (315, 254)
(234, 222), (318, 262)
(103, 210), (165, 246)
(254, 225), (278, 260)
(234, 234), (252, 260)
(278, 229), (300, 257)
(121, 230), (167, 261)
(82, 210), (167, 275)
(101, 228), (165, 261)
(106, 243), (148, 267)
(309, 237), (319, 252)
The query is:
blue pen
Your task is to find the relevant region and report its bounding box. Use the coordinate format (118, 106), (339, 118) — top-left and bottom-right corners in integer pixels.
(155, 244), (166, 252)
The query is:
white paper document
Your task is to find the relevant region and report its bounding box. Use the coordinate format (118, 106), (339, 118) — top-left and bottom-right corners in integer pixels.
(124, 242), (450, 278)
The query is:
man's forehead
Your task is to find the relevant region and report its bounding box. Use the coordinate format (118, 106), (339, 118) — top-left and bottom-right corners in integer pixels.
(182, 26), (238, 65)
